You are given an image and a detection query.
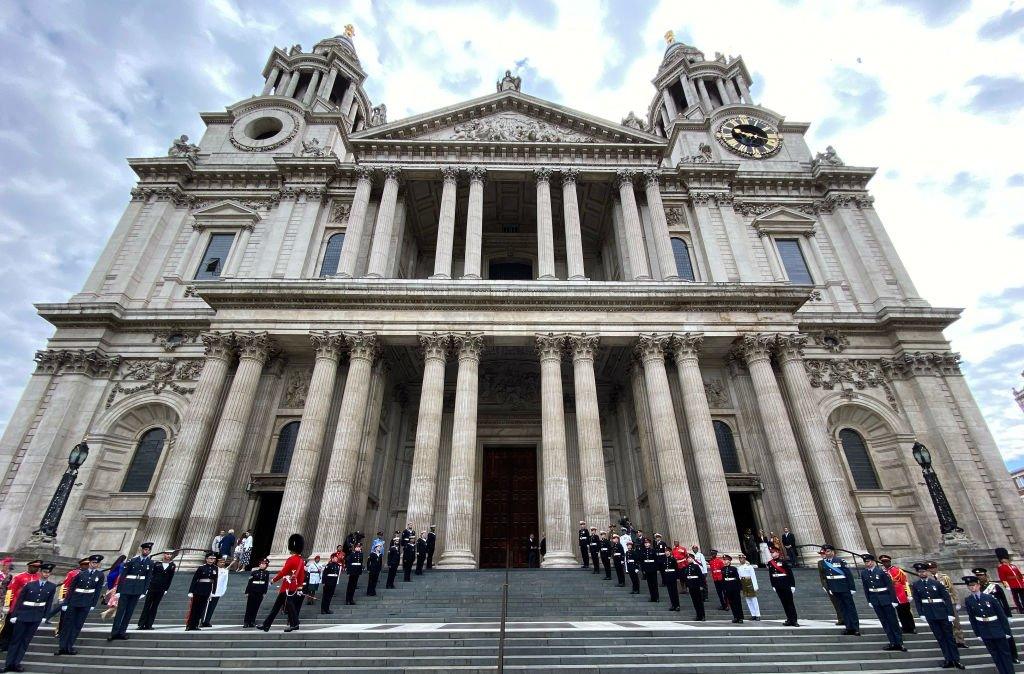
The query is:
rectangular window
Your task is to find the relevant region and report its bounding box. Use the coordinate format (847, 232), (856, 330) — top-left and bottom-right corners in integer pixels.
(775, 238), (813, 284)
(194, 233), (235, 280)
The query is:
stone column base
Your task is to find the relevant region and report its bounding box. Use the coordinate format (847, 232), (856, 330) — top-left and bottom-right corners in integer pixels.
(436, 550), (477, 569)
(541, 551), (577, 569)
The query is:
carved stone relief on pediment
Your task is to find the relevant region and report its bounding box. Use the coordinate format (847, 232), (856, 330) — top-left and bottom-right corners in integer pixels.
(416, 112), (598, 143)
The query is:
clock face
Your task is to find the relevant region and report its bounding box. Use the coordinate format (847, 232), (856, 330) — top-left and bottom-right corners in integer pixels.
(714, 116), (782, 158)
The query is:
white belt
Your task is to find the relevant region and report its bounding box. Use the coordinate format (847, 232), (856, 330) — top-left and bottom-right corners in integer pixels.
(686, 575), (700, 579)
(921, 598), (945, 603)
(771, 573), (787, 578)
(251, 581), (266, 585)
(326, 573), (338, 577)
(724, 577), (737, 581)
(124, 575), (143, 580)
(74, 588), (95, 593)
(869, 588), (889, 592)
(976, 615), (998, 622)
(197, 579), (212, 583)
(23, 601), (45, 607)
(825, 575), (845, 580)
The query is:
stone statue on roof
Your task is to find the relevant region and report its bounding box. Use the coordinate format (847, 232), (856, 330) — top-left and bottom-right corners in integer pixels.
(497, 70), (522, 93)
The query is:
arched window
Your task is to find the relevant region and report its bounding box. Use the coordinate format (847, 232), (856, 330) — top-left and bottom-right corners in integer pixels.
(713, 420), (741, 473)
(671, 237), (696, 281)
(319, 233), (345, 276)
(838, 428), (880, 489)
(121, 428), (167, 492)
(270, 421), (300, 474)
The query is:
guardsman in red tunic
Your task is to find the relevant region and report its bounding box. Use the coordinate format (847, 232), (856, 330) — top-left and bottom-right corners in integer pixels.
(259, 533), (306, 632)
(996, 548), (1024, 615)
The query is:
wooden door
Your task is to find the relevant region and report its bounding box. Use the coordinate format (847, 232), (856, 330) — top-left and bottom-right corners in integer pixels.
(479, 446), (538, 568)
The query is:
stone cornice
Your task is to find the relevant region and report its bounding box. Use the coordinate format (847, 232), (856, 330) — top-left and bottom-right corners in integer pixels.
(796, 307), (962, 332)
(36, 302), (214, 331)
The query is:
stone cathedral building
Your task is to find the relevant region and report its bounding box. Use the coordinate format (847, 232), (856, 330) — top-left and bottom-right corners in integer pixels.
(1, 29), (1021, 569)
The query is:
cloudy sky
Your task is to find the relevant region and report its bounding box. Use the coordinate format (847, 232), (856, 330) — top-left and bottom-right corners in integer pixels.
(0, 0), (1022, 467)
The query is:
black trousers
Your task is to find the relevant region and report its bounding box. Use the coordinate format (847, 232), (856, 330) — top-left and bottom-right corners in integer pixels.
(774, 586), (799, 624)
(244, 592), (266, 626)
(386, 566), (398, 588)
(1011, 588), (1024, 613)
(925, 617), (960, 664)
(416, 555), (425, 575)
(0, 613), (11, 650)
(426, 548), (434, 569)
(726, 589), (744, 621)
(688, 585), (705, 620)
(321, 580), (338, 611)
(261, 593), (299, 629)
(982, 636), (1016, 674)
(579, 542), (589, 567)
(628, 569), (640, 593)
(646, 571), (659, 601)
(590, 549), (600, 573)
(345, 573), (360, 603)
(4, 620), (39, 670)
(834, 591), (859, 631)
(403, 561), (413, 582)
(59, 606), (90, 652)
(701, 576), (708, 602)
(871, 601), (902, 647)
(527, 551), (539, 568)
(614, 561), (625, 585)
(111, 592), (142, 637)
(601, 555), (611, 579)
(896, 602), (916, 633)
(663, 573), (680, 608)
(137, 589), (166, 628)
(367, 569), (380, 596)
(186, 593), (211, 630)
(202, 596), (220, 625)
(713, 580), (728, 608)
(827, 590), (845, 624)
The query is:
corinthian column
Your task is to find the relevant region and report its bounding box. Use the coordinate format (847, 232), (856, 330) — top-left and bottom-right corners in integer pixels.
(271, 331), (344, 554)
(535, 167), (556, 279)
(636, 334), (698, 544)
(569, 334), (610, 529)
(336, 167), (374, 278)
(366, 166), (401, 277)
(181, 331), (275, 553)
(734, 334), (823, 563)
(144, 332), (235, 551)
(642, 170), (679, 280)
(561, 169), (586, 280)
(405, 332), (450, 532)
(536, 334), (576, 567)
(437, 333), (484, 568)
(462, 168), (485, 279)
(671, 333), (739, 552)
(313, 332), (380, 553)
(615, 170), (652, 280)
(431, 167), (459, 279)
(775, 334), (866, 552)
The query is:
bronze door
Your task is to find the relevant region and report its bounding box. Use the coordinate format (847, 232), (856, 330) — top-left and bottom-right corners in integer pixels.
(479, 446), (539, 568)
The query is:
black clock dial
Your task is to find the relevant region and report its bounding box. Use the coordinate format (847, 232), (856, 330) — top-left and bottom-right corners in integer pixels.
(731, 124), (768, 147)
(714, 115), (783, 158)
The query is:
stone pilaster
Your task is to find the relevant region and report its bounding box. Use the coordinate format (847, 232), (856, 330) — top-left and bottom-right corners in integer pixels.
(262, 66), (280, 95)
(181, 331), (275, 554)
(614, 170), (651, 280)
(635, 334), (698, 545)
(405, 332), (450, 533)
(734, 334), (824, 562)
(271, 331), (344, 554)
(629, 363), (666, 537)
(536, 333), (576, 567)
(437, 333), (484, 568)
(431, 167), (459, 279)
(336, 167), (374, 277)
(312, 332), (380, 553)
(641, 171), (678, 281)
(671, 333), (740, 553)
(561, 169), (586, 280)
(144, 332), (235, 551)
(366, 166), (401, 278)
(535, 168), (556, 280)
(569, 334), (610, 530)
(462, 167), (485, 279)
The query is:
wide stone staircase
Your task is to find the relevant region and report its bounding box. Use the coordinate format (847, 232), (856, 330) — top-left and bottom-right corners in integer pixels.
(21, 566), (1021, 672)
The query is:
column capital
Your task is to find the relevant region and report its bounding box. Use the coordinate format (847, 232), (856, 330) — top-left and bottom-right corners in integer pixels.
(418, 331), (451, 362)
(440, 166), (460, 183)
(614, 168), (636, 188)
(234, 331), (277, 363)
(344, 331), (380, 363)
(641, 169), (661, 190)
(379, 165), (402, 183)
(310, 330), (345, 361)
(466, 166), (487, 183)
(201, 331), (235, 362)
(774, 333), (808, 362)
(534, 167), (553, 183)
(635, 333), (670, 363)
(561, 168), (579, 184)
(453, 332), (485, 360)
(671, 332), (704, 361)
(568, 333), (600, 361)
(353, 165), (375, 182)
(734, 333), (777, 364)
(535, 332), (565, 361)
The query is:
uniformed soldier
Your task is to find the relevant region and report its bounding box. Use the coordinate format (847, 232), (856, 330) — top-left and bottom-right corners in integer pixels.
(767, 548), (799, 627)
(653, 534), (669, 587)
(345, 543), (363, 605)
(426, 526), (437, 569)
(108, 541), (153, 640)
(137, 550), (175, 630)
(625, 542), (641, 594)
(415, 533), (428, 575)
(963, 574), (1015, 674)
(55, 555), (104, 656)
(386, 538), (401, 589)
(911, 561), (964, 669)
(975, 567), (1020, 663)
(185, 552), (218, 631)
(818, 545), (860, 635)
(721, 555), (744, 623)
(879, 554), (916, 634)
(402, 537), (416, 582)
(682, 553), (706, 621)
(662, 548), (681, 612)
(366, 540), (383, 596)
(860, 554), (905, 651)
(578, 521), (590, 569)
(641, 540), (660, 602)
(928, 561), (967, 648)
(401, 523), (416, 547)
(0, 560), (41, 652)
(320, 553), (341, 613)
(588, 528), (601, 574)
(259, 534), (305, 633)
(611, 535), (626, 587)
(4, 562), (56, 673)
(818, 548), (845, 626)
(599, 532), (612, 580)
(243, 559), (271, 627)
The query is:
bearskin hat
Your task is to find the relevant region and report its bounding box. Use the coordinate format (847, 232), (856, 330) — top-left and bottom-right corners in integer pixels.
(288, 533), (305, 555)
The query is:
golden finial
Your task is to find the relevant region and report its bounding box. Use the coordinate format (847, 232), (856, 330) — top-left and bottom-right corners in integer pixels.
(664, 30), (675, 45)
(344, 24), (355, 38)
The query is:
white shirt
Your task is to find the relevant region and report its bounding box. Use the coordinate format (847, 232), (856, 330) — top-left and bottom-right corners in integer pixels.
(213, 535), (223, 551)
(619, 534), (633, 550)
(241, 536), (253, 551)
(737, 562), (759, 591)
(692, 551), (708, 574)
(305, 561), (322, 584)
(212, 568), (229, 597)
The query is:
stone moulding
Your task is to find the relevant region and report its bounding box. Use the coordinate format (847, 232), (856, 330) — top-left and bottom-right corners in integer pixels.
(804, 358), (898, 412)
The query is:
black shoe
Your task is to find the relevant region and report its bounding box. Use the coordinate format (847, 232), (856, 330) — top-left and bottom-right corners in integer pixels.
(346, 601), (355, 605)
(649, 598), (657, 602)
(200, 623), (212, 628)
(752, 616), (760, 621)
(898, 646), (908, 652)
(284, 626), (297, 632)
(732, 619), (742, 623)
(321, 610), (333, 614)
(835, 620), (845, 626)
(185, 627), (199, 632)
(630, 590), (639, 594)
(671, 606), (680, 612)
(617, 583), (625, 587)
(258, 625), (270, 632)
(952, 663), (964, 670)
(718, 606), (727, 611)
(955, 642), (967, 649)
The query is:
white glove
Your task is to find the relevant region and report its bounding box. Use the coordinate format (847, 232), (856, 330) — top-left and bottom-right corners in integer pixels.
(61, 605), (68, 612)
(892, 603), (898, 607)
(792, 587), (797, 595)
(851, 589), (857, 594)
(947, 615), (955, 623)
(114, 593), (120, 599)
(10, 617), (16, 624)
(954, 605), (959, 611)
(827, 590), (833, 596)
(187, 593), (193, 598)
(140, 594), (146, 598)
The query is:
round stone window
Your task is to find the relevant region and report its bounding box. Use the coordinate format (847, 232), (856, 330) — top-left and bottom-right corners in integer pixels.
(245, 117), (283, 141)
(229, 108), (299, 152)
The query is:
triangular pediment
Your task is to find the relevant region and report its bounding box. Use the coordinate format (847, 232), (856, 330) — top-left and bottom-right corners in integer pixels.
(751, 207), (816, 225)
(352, 90), (665, 146)
(192, 200), (262, 223)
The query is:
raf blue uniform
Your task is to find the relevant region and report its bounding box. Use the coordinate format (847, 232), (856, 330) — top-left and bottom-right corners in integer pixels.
(964, 583), (1015, 674)
(819, 552), (860, 634)
(57, 559), (105, 655)
(5, 570), (57, 672)
(110, 547), (153, 639)
(860, 562), (904, 650)
(912, 572), (963, 669)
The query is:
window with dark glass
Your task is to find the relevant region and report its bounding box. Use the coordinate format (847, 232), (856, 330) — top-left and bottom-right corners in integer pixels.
(713, 420), (741, 473)
(320, 233), (345, 276)
(775, 238), (813, 284)
(671, 237), (696, 281)
(194, 233), (235, 280)
(488, 259), (533, 280)
(121, 428), (166, 492)
(838, 428), (881, 489)
(270, 421), (301, 474)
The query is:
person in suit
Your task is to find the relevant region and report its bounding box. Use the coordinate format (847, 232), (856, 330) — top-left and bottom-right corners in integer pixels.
(185, 552), (218, 631)
(641, 539), (660, 602)
(401, 523), (416, 547)
(526, 534), (540, 568)
(55, 555), (105, 656)
(109, 541), (153, 641)
(588, 528), (601, 575)
(912, 562), (963, 670)
(540, 533), (546, 562)
(781, 527), (797, 566)
(4, 562), (56, 673)
(137, 551), (175, 630)
(345, 542), (363, 605)
(202, 558), (229, 627)
(818, 545), (859, 635)
(682, 552), (706, 621)
(259, 533), (306, 633)
(653, 534), (670, 586)
(963, 574), (1015, 674)
(662, 547), (681, 612)
(320, 553), (341, 614)
(242, 559), (270, 628)
(599, 532), (612, 580)
(426, 526), (437, 569)
(402, 537), (416, 582)
(767, 548), (799, 627)
(386, 538), (401, 589)
(860, 554), (904, 651)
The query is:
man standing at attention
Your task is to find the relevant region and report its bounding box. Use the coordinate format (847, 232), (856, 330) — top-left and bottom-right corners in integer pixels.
(137, 550), (175, 630)
(56, 555), (105, 656)
(912, 562), (963, 670)
(4, 562), (56, 673)
(963, 574), (1015, 674)
(577, 521), (590, 569)
(109, 541), (153, 641)
(345, 542), (363, 605)
(860, 554), (905, 652)
(879, 554), (915, 635)
(818, 545), (859, 636)
(781, 527), (797, 566)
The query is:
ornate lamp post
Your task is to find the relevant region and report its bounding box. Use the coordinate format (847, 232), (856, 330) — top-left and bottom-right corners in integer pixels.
(911, 441), (963, 537)
(33, 441), (89, 538)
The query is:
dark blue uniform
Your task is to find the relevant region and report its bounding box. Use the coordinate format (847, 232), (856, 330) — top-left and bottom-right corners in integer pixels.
(6, 577), (56, 671)
(58, 567), (105, 654)
(578, 528), (590, 568)
(320, 561), (340, 613)
(185, 562), (218, 631)
(137, 560), (174, 629)
(721, 564), (744, 622)
(912, 576), (962, 667)
(768, 558), (799, 626)
(345, 550), (363, 604)
(819, 556), (859, 633)
(860, 565), (903, 648)
(386, 543), (400, 588)
(682, 561), (706, 620)
(243, 568), (270, 627)
(641, 547), (660, 601)
(110, 553), (152, 638)
(965, 591), (1014, 674)
(662, 558), (680, 610)
(366, 549), (382, 596)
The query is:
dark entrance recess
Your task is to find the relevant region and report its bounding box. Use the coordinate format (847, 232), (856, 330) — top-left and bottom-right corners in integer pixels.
(479, 446), (539, 568)
(249, 491), (282, 566)
(488, 259), (533, 280)
(729, 492), (759, 543)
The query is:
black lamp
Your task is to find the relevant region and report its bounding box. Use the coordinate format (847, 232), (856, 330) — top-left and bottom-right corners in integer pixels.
(911, 440), (961, 536)
(34, 440), (90, 538)
(911, 442), (931, 470)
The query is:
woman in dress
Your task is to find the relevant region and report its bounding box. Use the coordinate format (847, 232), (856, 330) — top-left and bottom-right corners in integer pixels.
(757, 530), (771, 566)
(238, 531), (253, 570)
(770, 531), (784, 556)
(102, 555), (126, 605)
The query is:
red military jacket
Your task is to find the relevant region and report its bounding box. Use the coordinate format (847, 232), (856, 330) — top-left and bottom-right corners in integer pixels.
(272, 554), (306, 594)
(709, 556), (725, 582)
(5, 571), (39, 609)
(998, 561), (1024, 590)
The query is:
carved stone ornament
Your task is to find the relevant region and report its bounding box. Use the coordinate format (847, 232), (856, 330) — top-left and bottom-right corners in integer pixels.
(105, 357), (203, 408)
(733, 201), (818, 217)
(440, 166), (460, 182)
(481, 365), (539, 409)
(811, 145), (844, 168)
(281, 366), (312, 408)
(679, 142), (714, 164)
(34, 349), (121, 378)
(299, 138), (327, 157)
(568, 333), (600, 360)
(534, 167), (553, 183)
(635, 333), (671, 362)
(446, 112), (594, 143)
(369, 103), (387, 128)
(671, 332), (704, 360)
(804, 358), (898, 412)
(466, 166), (487, 182)
(614, 169), (635, 189)
(235, 331), (276, 362)
(703, 379), (730, 407)
(419, 332), (451, 362)
(811, 329), (849, 353)
(774, 333), (809, 361)
(560, 168), (579, 184)
(496, 69), (522, 92)
(152, 329), (199, 352)
(453, 333), (485, 360)
(329, 200), (351, 223)
(280, 185), (327, 202)
(880, 351), (962, 379)
(345, 331), (380, 362)
(229, 110), (300, 152)
(689, 190), (732, 207)
(621, 111), (648, 132)
(167, 134), (200, 160)
(733, 333), (776, 363)
(310, 331), (344, 359)
(535, 333), (566, 360)
(664, 206), (686, 226)
(201, 331), (236, 361)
